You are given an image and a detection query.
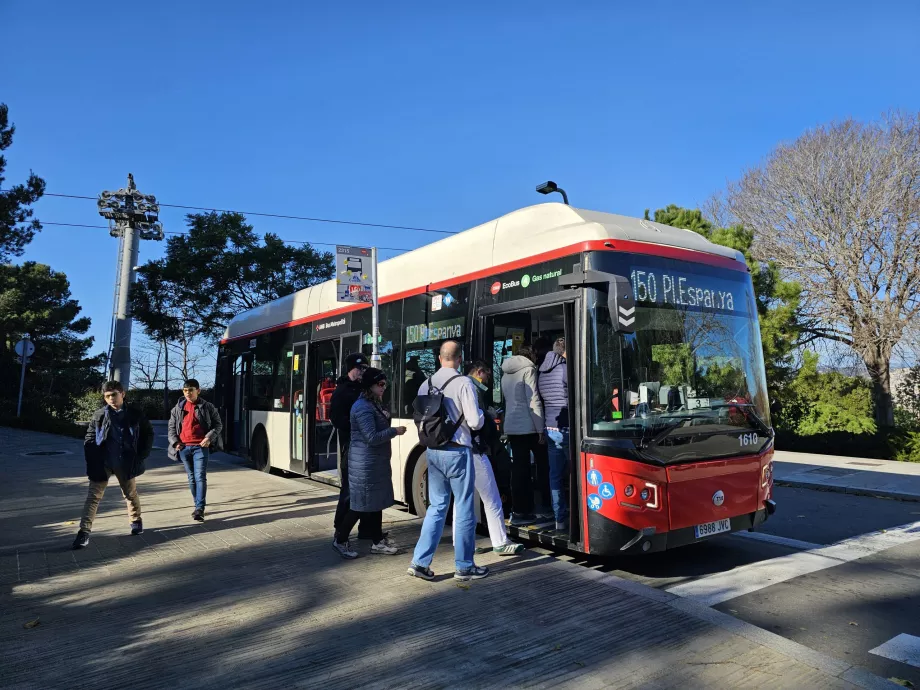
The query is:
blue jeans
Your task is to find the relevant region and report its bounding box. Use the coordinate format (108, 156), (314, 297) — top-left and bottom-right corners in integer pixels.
(179, 445), (209, 510)
(411, 446), (475, 572)
(545, 428), (569, 523)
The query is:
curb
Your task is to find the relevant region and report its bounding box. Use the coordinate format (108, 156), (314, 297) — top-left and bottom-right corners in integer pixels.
(552, 559), (900, 689)
(776, 478), (920, 503)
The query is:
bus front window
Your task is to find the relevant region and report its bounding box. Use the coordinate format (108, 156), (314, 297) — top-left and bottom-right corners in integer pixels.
(587, 263), (771, 464)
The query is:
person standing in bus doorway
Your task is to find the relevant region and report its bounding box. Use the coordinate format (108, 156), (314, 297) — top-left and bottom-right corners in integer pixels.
(329, 352), (375, 541)
(454, 360), (524, 555)
(536, 337), (569, 533)
(501, 344), (549, 526)
(72, 381), (153, 549)
(332, 368), (406, 558)
(168, 379), (223, 522)
(407, 340), (489, 581)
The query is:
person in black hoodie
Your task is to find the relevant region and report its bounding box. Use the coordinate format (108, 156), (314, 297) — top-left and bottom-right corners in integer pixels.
(329, 352), (369, 539)
(72, 380), (154, 549)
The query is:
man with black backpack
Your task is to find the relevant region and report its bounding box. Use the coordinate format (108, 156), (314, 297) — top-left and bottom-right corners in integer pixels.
(407, 340), (489, 582)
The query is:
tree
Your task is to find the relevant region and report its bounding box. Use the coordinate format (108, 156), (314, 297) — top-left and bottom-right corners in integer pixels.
(132, 211), (334, 344)
(718, 112), (920, 427)
(132, 341), (166, 390)
(780, 350), (876, 436)
(0, 262), (104, 418)
(650, 205), (804, 402)
(0, 103), (45, 262)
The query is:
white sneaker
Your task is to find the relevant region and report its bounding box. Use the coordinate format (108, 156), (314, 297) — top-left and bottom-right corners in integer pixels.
(332, 538), (358, 559)
(371, 539), (399, 555)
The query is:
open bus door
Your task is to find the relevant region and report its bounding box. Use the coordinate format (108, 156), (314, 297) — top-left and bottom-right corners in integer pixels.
(216, 354), (231, 449)
(289, 342), (308, 475)
(306, 333), (361, 481)
(477, 292), (582, 549)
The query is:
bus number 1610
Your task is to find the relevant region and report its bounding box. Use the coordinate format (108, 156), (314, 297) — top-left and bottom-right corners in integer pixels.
(739, 433), (759, 447)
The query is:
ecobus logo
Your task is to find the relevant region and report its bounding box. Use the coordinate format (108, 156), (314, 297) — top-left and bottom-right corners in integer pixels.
(490, 281), (501, 295)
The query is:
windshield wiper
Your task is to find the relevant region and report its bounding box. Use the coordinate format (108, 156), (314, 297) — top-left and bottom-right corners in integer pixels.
(711, 402), (773, 438)
(641, 414), (704, 448)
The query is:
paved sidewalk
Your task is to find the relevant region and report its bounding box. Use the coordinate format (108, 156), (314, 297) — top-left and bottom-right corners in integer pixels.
(0, 427), (897, 689)
(775, 450), (920, 502)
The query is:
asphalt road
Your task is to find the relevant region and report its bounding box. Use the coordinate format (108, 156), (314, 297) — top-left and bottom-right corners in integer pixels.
(537, 486), (920, 687)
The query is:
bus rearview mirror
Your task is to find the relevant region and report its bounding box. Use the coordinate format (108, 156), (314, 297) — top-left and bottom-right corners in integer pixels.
(608, 275), (636, 334)
(558, 266), (635, 334)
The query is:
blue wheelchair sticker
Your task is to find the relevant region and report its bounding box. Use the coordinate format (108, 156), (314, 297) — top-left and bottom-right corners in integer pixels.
(599, 482), (615, 500)
(587, 493), (603, 511)
(587, 469), (602, 487)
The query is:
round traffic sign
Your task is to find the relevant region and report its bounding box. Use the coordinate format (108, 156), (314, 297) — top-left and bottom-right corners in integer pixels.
(15, 339), (35, 358)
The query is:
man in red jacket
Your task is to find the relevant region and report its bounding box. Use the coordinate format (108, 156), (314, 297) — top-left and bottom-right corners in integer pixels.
(167, 379), (223, 522)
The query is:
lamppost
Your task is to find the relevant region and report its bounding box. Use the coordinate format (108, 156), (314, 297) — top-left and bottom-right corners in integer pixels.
(97, 173), (163, 389)
(536, 180), (569, 205)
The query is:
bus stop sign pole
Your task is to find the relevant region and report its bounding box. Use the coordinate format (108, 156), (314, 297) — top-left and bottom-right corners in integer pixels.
(370, 247), (381, 368)
(15, 333), (34, 418)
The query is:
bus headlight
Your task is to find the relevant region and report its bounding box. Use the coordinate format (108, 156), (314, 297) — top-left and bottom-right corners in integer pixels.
(644, 482), (660, 509)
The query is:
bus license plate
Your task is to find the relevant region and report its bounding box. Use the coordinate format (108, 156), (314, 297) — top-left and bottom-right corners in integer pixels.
(694, 518), (731, 539)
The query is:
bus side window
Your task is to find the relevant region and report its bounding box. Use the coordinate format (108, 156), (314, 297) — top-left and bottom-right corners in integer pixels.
(403, 348), (436, 416)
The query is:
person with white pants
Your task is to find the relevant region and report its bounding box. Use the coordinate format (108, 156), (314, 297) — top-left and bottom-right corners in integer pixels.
(452, 361), (524, 556)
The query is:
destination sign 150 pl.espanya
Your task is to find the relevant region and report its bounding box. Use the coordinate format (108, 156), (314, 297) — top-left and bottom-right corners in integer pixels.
(629, 267), (741, 313)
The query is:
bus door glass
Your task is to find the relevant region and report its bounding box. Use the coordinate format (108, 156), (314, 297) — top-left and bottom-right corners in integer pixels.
(234, 353), (253, 454)
(309, 338), (339, 474)
(290, 342), (308, 474)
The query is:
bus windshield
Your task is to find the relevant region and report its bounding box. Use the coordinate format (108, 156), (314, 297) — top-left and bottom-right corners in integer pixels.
(586, 254), (771, 464)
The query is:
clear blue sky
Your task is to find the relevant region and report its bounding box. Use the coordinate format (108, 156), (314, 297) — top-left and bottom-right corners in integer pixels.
(3, 1), (919, 365)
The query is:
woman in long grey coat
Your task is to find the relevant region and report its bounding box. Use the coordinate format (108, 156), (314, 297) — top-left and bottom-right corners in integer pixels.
(332, 367), (406, 559)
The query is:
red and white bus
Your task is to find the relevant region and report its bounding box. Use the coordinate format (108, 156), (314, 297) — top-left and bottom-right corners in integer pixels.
(214, 202), (775, 555)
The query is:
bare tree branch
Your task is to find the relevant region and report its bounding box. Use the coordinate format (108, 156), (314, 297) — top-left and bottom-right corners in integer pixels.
(722, 111), (920, 426)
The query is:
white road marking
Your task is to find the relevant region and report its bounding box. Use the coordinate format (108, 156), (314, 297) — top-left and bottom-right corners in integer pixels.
(869, 634), (920, 669)
(667, 520), (920, 606)
(730, 530), (824, 551)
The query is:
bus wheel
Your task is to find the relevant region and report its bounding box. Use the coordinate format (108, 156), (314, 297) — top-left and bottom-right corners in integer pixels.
(410, 452), (428, 515)
(252, 427), (271, 473)
(410, 452), (455, 525)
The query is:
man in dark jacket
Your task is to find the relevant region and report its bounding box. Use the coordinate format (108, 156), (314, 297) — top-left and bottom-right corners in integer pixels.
(73, 380), (154, 549)
(329, 352), (368, 538)
(168, 379), (223, 522)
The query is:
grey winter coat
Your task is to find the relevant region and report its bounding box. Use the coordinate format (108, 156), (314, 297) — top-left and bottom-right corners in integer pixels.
(348, 396), (398, 512)
(500, 355), (545, 435)
(167, 397), (223, 461)
(538, 353), (568, 429)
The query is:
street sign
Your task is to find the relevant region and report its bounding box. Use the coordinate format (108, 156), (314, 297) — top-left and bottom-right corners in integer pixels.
(15, 338), (35, 358)
(335, 245), (373, 304)
(16, 335), (33, 417)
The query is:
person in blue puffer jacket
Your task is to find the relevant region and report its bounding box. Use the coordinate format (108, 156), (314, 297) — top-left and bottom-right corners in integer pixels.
(536, 336), (569, 533)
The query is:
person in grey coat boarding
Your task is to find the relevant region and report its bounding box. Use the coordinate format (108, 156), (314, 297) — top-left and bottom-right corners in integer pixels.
(332, 367), (406, 558)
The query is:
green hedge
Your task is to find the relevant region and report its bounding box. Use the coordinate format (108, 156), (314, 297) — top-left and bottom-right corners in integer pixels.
(775, 428), (920, 462)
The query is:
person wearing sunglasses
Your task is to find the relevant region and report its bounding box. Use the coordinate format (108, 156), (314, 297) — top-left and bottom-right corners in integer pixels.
(332, 367), (406, 558)
(167, 378), (223, 522)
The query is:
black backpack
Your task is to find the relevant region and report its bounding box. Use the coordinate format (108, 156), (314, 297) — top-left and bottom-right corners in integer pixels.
(412, 374), (466, 449)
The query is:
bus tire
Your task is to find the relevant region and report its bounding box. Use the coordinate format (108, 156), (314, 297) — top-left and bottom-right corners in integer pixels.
(252, 426), (271, 473)
(409, 450), (428, 515)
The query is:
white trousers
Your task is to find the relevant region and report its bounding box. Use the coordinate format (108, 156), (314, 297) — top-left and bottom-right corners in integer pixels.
(453, 453), (509, 548)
